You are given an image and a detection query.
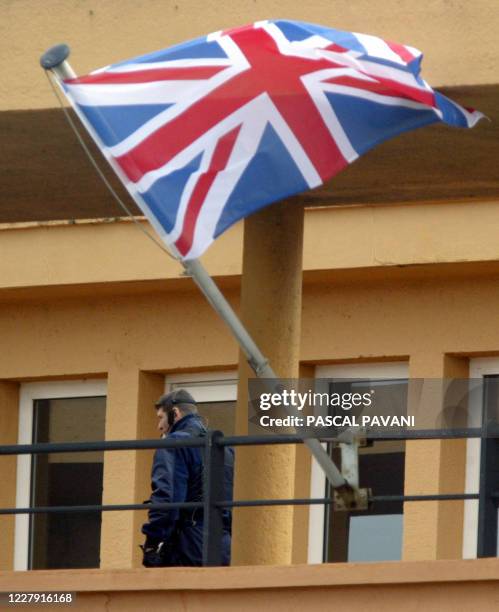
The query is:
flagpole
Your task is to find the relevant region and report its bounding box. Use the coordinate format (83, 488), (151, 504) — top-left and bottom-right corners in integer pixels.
(183, 259), (352, 492)
(40, 45), (353, 495)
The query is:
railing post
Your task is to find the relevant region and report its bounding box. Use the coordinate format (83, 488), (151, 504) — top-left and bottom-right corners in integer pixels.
(476, 438), (499, 557)
(477, 377), (499, 557)
(202, 430), (225, 566)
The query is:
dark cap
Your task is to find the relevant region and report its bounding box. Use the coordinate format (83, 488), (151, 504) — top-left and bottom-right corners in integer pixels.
(155, 388), (196, 410)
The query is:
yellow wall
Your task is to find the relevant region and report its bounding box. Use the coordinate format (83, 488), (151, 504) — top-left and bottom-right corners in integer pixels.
(1, 559), (499, 611)
(2, 0), (498, 111)
(2, 200), (499, 294)
(2, 204), (499, 566)
(100, 369), (165, 569)
(0, 382), (19, 570)
(2, 0), (498, 570)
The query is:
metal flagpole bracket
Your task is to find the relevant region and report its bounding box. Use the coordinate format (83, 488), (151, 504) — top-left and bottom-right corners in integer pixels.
(333, 487), (371, 512)
(333, 427), (368, 447)
(333, 430), (370, 511)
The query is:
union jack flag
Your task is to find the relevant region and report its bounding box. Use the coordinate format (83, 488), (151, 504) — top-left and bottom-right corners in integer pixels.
(60, 19), (483, 260)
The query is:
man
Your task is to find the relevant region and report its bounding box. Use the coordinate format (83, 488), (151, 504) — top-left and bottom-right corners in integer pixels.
(141, 388), (233, 566)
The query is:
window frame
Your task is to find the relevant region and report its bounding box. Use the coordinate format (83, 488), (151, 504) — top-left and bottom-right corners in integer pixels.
(463, 357), (499, 558)
(164, 371), (238, 402)
(309, 362), (409, 564)
(14, 379), (107, 571)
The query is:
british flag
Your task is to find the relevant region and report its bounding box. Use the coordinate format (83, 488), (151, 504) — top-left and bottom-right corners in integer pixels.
(61, 19), (483, 260)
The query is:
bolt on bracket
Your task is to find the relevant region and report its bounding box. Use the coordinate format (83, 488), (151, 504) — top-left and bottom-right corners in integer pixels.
(333, 486), (371, 512)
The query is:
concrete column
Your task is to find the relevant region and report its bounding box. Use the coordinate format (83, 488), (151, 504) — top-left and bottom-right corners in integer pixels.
(292, 364), (315, 564)
(100, 368), (163, 569)
(403, 354), (469, 560)
(232, 199), (304, 565)
(131, 372), (165, 568)
(0, 381), (19, 570)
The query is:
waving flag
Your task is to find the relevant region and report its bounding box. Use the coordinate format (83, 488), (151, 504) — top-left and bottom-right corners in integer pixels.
(60, 19), (483, 260)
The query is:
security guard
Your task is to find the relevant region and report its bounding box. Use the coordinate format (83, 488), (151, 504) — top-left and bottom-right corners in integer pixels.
(141, 389), (233, 566)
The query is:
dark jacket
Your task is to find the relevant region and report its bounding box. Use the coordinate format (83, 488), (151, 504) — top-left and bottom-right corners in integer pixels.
(142, 413), (233, 566)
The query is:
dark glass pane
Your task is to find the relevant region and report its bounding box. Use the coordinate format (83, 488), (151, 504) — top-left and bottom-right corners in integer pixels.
(325, 379), (407, 563)
(196, 400), (235, 435)
(480, 376), (499, 556)
(30, 396), (106, 569)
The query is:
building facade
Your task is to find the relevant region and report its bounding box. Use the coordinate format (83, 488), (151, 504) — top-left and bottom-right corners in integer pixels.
(1, 0), (499, 608)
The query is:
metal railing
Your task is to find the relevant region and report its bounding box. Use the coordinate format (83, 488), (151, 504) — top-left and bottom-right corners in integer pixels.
(1, 428), (498, 566)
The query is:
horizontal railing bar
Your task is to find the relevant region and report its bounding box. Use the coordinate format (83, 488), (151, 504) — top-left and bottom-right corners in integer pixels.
(371, 493), (479, 502)
(0, 501), (203, 515)
(0, 493), (481, 515)
(210, 429), (491, 446)
(217, 498), (333, 508)
(217, 493), (479, 508)
(0, 437), (205, 456)
(1, 429), (495, 457)
(220, 434), (305, 446)
(365, 428), (488, 440)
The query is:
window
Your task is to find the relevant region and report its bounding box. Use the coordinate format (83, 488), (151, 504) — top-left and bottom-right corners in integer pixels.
(15, 380), (106, 570)
(310, 363), (408, 564)
(165, 371), (237, 436)
(464, 358), (499, 558)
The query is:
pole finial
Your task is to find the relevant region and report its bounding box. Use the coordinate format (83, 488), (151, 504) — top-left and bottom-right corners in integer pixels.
(40, 44), (71, 70)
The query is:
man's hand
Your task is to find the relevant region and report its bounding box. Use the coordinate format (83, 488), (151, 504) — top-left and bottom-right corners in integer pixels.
(140, 539), (165, 568)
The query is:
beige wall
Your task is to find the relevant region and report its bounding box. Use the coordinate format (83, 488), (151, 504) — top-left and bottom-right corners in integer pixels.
(2, 200), (499, 293)
(292, 364), (315, 564)
(100, 368), (164, 569)
(404, 355), (469, 560)
(2, 207), (499, 566)
(2, 0), (499, 111)
(1, 0), (497, 581)
(1, 559), (499, 611)
(0, 382), (19, 570)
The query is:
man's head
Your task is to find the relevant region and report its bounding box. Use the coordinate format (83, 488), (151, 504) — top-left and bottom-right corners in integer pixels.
(155, 389), (197, 436)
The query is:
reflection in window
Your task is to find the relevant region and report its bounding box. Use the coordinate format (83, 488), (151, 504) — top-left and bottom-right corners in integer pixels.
(196, 400), (236, 436)
(29, 396), (106, 569)
(324, 379), (407, 562)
